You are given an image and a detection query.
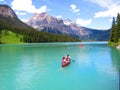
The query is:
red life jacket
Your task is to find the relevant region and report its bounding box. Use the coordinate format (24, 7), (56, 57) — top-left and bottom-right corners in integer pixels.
(62, 58), (66, 63)
(66, 56), (70, 61)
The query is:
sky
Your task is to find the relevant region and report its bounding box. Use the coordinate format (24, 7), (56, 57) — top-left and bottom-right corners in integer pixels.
(0, 0), (120, 30)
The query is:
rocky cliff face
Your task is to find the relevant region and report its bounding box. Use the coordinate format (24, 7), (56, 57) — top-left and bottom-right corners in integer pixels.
(27, 13), (91, 37)
(27, 13), (110, 41)
(0, 4), (110, 41)
(27, 13), (74, 35)
(0, 5), (18, 19)
(0, 5), (34, 31)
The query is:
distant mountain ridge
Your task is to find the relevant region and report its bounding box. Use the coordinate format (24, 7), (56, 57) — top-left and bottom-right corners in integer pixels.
(0, 4), (110, 41)
(27, 13), (110, 41)
(0, 5), (80, 43)
(27, 13), (73, 35)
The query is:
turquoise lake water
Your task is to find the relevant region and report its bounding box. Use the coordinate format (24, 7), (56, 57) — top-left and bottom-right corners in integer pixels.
(0, 42), (120, 90)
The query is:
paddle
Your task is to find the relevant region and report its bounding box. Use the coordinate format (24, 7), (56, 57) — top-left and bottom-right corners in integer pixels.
(70, 59), (75, 62)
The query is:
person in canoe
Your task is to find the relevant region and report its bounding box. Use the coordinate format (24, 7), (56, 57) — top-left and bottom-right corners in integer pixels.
(66, 54), (75, 62)
(65, 54), (71, 62)
(62, 55), (70, 67)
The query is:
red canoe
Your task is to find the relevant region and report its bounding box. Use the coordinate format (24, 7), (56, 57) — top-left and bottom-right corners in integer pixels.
(62, 61), (70, 67)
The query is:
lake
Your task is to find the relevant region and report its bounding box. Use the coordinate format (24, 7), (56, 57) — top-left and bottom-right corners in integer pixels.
(0, 42), (120, 90)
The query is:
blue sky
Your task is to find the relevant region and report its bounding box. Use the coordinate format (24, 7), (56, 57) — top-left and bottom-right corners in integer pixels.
(0, 0), (120, 29)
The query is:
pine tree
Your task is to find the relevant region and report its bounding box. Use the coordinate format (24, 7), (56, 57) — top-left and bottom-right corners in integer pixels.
(0, 29), (1, 43)
(109, 13), (120, 45)
(116, 13), (120, 42)
(110, 17), (116, 42)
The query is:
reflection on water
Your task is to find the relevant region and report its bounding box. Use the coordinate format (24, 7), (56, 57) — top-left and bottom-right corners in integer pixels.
(110, 47), (120, 71)
(0, 42), (119, 90)
(110, 48), (120, 90)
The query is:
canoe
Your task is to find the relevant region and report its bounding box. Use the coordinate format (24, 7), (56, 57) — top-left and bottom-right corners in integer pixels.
(62, 61), (70, 67)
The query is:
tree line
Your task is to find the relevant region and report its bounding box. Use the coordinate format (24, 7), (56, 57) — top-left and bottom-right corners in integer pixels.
(0, 15), (80, 43)
(109, 13), (120, 46)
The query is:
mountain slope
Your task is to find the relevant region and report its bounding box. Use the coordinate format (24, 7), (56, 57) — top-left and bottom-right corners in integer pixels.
(0, 5), (34, 31)
(27, 13), (74, 35)
(0, 4), (17, 18)
(27, 13), (110, 41)
(0, 5), (80, 43)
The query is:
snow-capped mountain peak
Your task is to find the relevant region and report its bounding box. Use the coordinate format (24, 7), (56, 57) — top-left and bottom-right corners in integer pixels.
(26, 13), (110, 41)
(63, 19), (73, 25)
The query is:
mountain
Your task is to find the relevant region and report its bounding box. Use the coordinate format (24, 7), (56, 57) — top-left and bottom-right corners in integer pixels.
(0, 4), (17, 19)
(0, 5), (34, 30)
(27, 13), (110, 41)
(0, 5), (80, 43)
(27, 13), (74, 35)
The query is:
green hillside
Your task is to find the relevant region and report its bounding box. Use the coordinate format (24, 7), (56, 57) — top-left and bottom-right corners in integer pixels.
(0, 5), (80, 44)
(0, 30), (24, 44)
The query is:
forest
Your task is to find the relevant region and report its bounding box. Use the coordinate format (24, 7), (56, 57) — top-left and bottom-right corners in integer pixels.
(0, 15), (80, 44)
(109, 13), (120, 46)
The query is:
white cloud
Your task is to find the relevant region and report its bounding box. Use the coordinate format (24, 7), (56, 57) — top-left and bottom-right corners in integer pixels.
(56, 15), (62, 19)
(0, 0), (4, 1)
(16, 11), (26, 15)
(21, 18), (28, 23)
(94, 5), (120, 18)
(73, 9), (80, 13)
(109, 18), (113, 22)
(88, 0), (117, 9)
(70, 4), (76, 10)
(88, 0), (120, 18)
(11, 0), (50, 13)
(76, 18), (92, 26)
(0, 0), (6, 3)
(70, 4), (80, 13)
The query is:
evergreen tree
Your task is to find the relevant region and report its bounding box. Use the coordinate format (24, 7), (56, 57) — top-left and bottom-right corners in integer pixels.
(0, 14), (80, 43)
(0, 29), (1, 43)
(116, 13), (120, 42)
(109, 13), (120, 45)
(110, 17), (116, 42)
